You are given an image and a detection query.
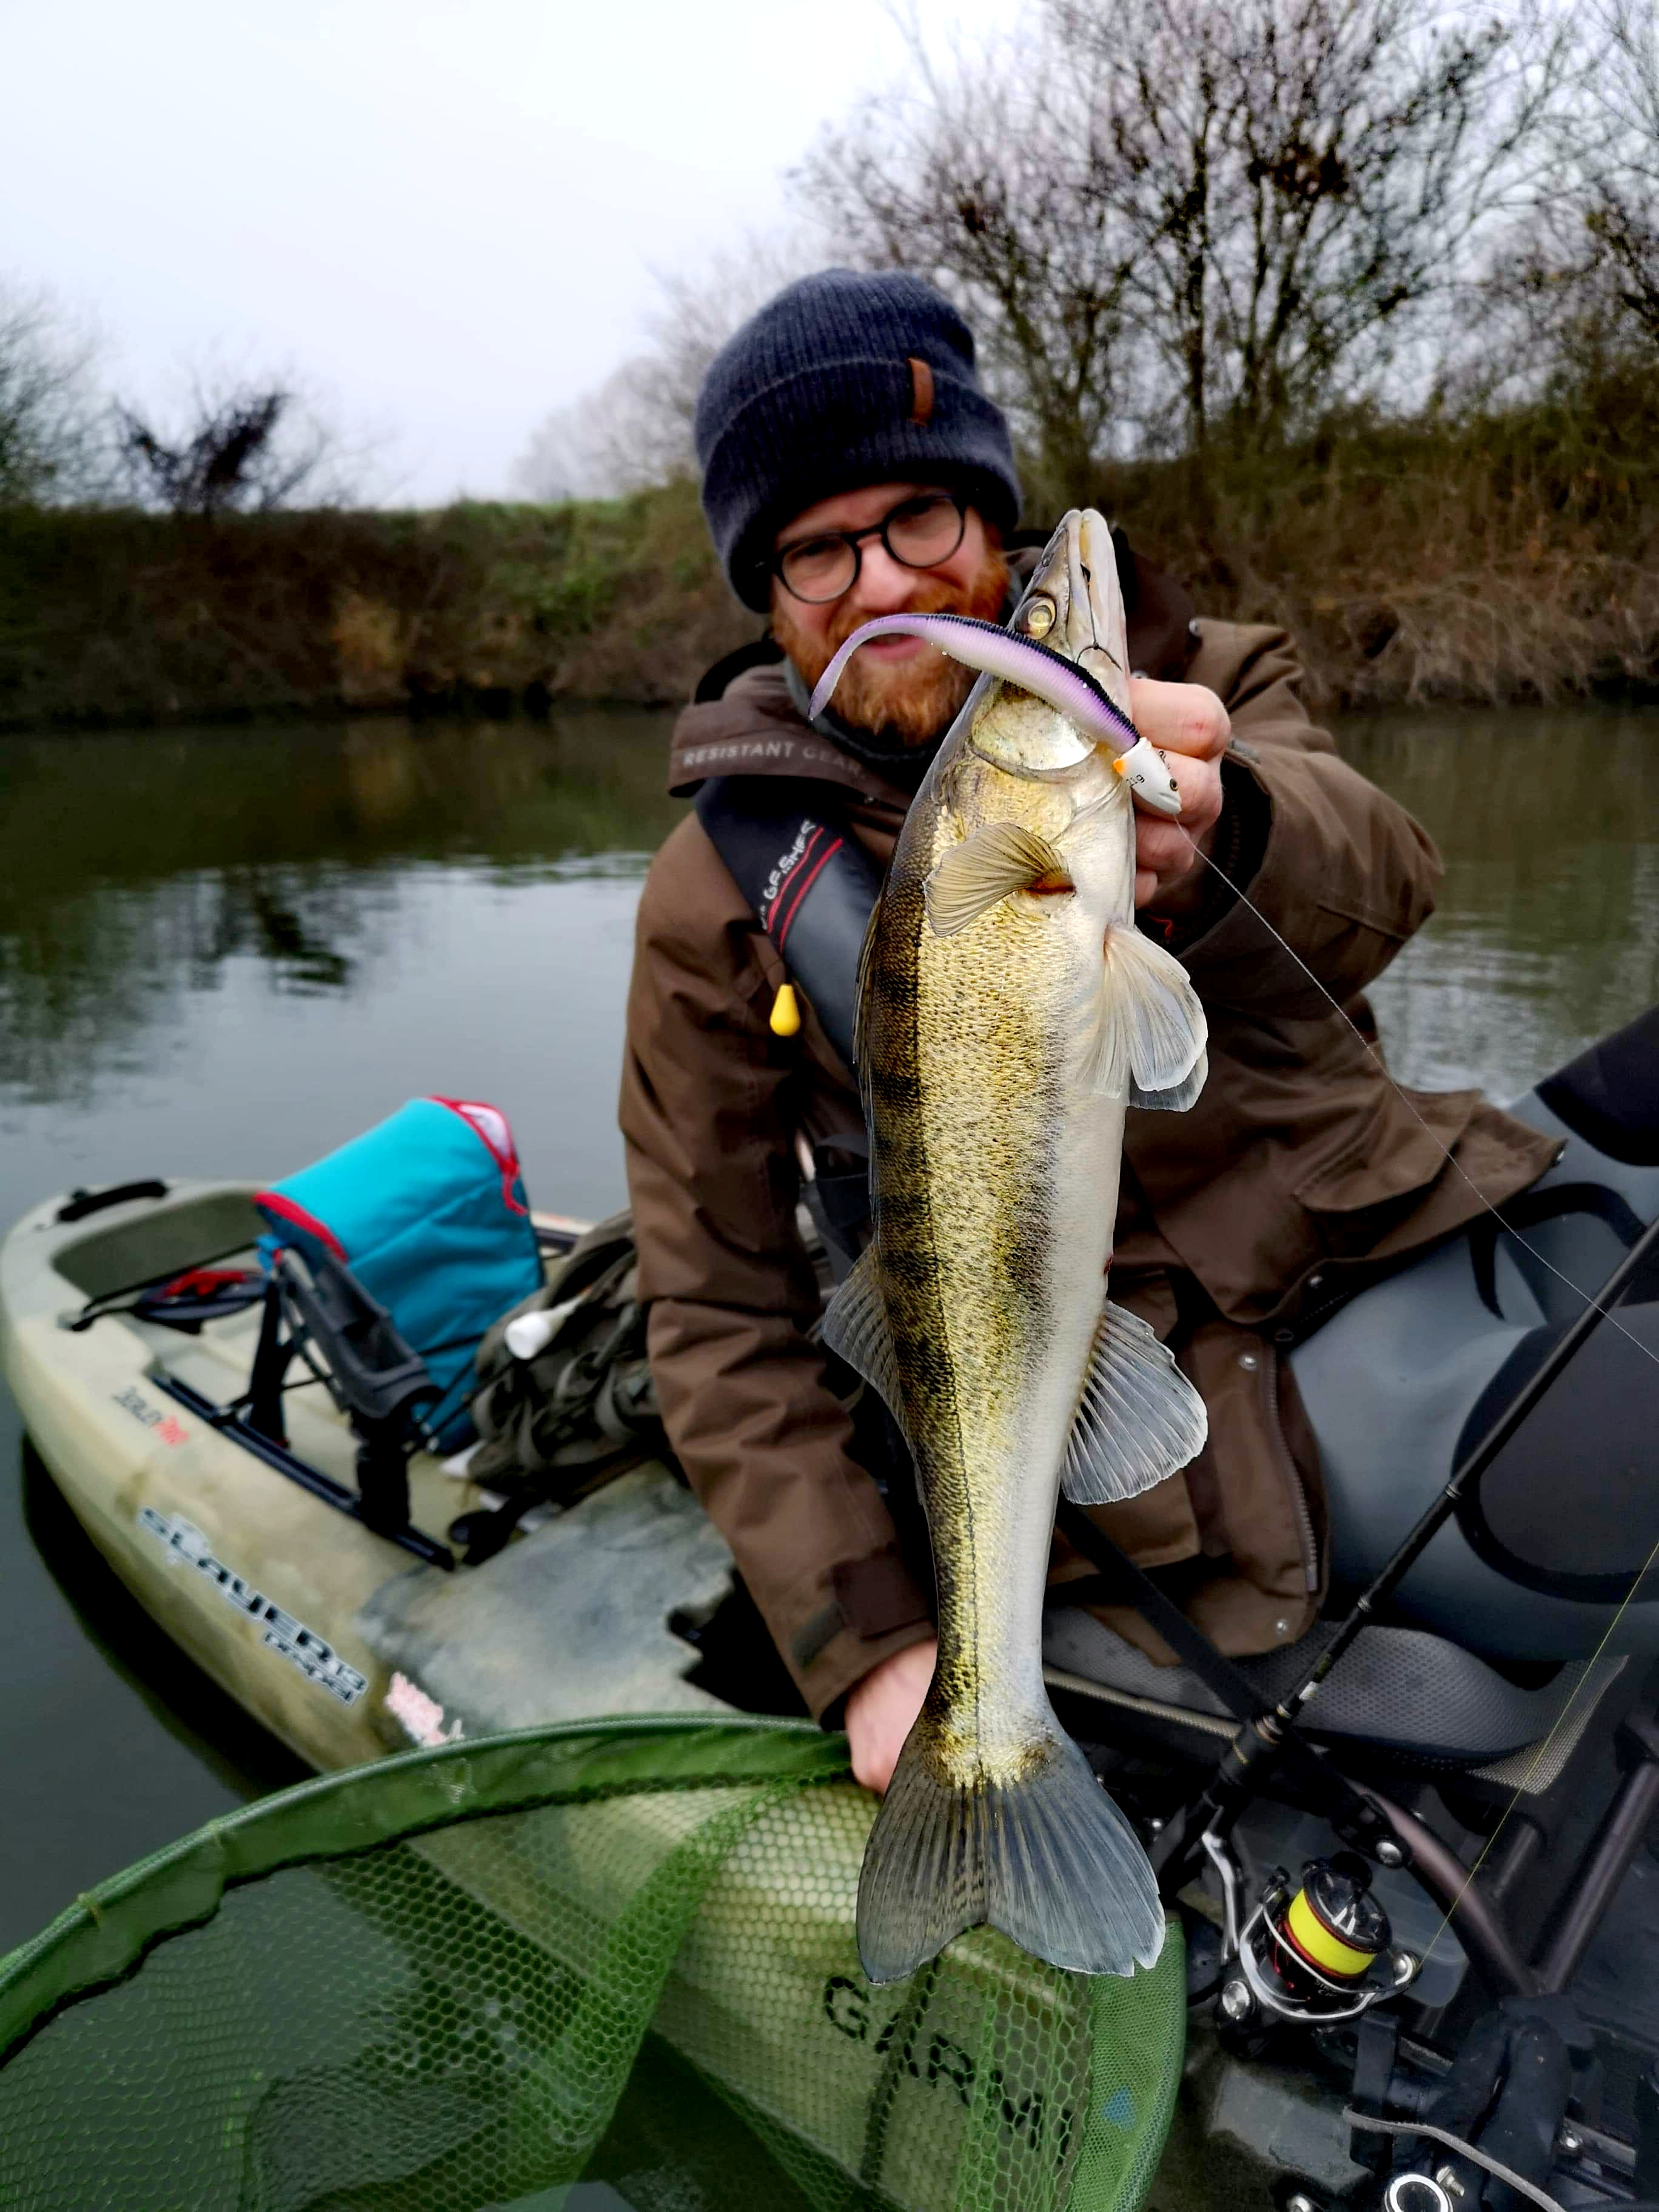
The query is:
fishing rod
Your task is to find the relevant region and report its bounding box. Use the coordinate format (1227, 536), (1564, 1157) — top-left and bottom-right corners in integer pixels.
(1149, 1201), (1659, 1892)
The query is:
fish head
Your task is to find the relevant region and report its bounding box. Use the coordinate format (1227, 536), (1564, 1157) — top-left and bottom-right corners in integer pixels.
(1011, 509), (1133, 715)
(966, 508), (1134, 780)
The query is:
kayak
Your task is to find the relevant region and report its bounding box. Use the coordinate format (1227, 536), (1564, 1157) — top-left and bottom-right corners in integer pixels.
(10, 1005), (1659, 2212)
(0, 1181), (1190, 2212)
(0, 1177), (735, 1771)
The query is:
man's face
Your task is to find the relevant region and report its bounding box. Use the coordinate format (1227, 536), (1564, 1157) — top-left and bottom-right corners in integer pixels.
(769, 481), (1008, 745)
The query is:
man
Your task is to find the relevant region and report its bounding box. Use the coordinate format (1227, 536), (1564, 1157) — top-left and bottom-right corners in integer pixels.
(619, 269), (1555, 1790)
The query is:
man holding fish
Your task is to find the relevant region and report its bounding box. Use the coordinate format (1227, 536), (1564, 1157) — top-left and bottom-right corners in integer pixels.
(619, 270), (1554, 1977)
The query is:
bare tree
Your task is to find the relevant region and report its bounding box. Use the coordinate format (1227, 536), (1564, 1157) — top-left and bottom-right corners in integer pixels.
(800, 0), (1565, 491)
(1435, 0), (1659, 413)
(514, 355), (694, 500)
(113, 381), (349, 514)
(1533, 0), (1659, 349)
(514, 229), (827, 501)
(1110, 0), (1562, 446)
(797, 25), (1148, 508)
(0, 282), (107, 506)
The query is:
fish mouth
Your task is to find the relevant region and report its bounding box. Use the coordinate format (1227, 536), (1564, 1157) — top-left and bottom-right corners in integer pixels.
(1014, 511), (1125, 698)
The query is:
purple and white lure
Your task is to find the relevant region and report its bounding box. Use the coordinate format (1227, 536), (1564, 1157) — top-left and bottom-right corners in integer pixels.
(808, 611), (1139, 751)
(808, 611), (1184, 818)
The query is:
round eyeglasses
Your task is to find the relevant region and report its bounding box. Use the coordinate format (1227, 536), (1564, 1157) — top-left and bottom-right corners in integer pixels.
(772, 491), (968, 604)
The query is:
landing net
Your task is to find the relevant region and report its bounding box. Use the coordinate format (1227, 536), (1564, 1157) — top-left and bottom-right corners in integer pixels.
(0, 1716), (1184, 2212)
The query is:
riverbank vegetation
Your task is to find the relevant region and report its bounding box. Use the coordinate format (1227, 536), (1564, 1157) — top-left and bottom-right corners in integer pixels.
(13, 0), (1659, 724)
(0, 484), (746, 729)
(10, 384), (1659, 729)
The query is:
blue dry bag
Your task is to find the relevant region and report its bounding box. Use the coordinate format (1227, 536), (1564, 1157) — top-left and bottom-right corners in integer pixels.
(254, 1098), (544, 1450)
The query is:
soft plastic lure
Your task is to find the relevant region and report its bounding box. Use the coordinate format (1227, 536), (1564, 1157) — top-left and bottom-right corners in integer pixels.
(808, 611), (1182, 816)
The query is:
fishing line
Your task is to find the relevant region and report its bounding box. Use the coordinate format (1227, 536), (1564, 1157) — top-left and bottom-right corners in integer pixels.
(1174, 825), (1659, 1383)
(1406, 1523), (1659, 1965)
(1168, 820), (1659, 1965)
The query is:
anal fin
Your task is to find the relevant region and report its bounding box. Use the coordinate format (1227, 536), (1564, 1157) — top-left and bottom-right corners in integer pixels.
(1061, 1299), (1207, 1504)
(1130, 1048), (1208, 1113)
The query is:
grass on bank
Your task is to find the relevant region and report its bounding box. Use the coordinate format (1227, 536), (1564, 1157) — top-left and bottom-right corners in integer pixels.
(6, 375), (1659, 731)
(1100, 367), (1659, 706)
(0, 480), (753, 732)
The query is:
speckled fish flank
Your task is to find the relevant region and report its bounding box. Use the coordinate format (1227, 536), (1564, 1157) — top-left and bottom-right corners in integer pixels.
(823, 510), (1211, 1984)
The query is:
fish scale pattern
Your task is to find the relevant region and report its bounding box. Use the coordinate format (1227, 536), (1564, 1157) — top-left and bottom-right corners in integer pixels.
(0, 1718), (1184, 2212)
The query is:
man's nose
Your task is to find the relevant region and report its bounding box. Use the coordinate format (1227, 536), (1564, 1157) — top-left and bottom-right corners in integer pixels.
(849, 541), (921, 614)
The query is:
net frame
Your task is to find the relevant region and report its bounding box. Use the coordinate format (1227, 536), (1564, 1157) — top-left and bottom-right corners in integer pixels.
(0, 1715), (1184, 2212)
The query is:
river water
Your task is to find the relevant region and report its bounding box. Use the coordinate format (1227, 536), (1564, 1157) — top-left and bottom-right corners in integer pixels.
(2, 703), (1657, 1957)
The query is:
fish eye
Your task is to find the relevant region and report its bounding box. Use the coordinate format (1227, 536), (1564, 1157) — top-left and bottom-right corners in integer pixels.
(1016, 596), (1056, 639)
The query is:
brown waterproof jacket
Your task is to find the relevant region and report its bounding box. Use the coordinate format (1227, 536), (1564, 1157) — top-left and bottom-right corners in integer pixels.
(619, 555), (1559, 1721)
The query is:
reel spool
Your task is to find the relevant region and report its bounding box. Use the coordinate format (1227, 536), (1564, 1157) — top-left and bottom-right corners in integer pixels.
(1227, 1855), (1416, 2025)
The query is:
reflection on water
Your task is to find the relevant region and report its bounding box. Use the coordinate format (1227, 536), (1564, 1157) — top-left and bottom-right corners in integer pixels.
(0, 712), (683, 1108)
(1339, 708), (1659, 1098)
(4, 703), (1654, 1121)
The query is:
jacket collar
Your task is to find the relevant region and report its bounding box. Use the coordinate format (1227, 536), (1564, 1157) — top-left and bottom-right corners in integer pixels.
(666, 664), (917, 805)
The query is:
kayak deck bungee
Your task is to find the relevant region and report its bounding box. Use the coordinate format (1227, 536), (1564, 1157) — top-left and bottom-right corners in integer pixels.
(0, 1178), (733, 1772)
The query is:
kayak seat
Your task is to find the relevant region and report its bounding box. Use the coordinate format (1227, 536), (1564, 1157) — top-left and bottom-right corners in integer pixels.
(1537, 1002), (1659, 1168)
(1295, 1131), (1659, 1667)
(1042, 1605), (1624, 1774)
(255, 1097), (545, 1454)
(1453, 1296), (1659, 1604)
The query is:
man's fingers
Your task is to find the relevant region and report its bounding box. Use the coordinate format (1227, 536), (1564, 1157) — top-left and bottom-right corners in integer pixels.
(1133, 752), (1224, 910)
(1168, 750), (1221, 820)
(845, 1637), (937, 1793)
(1134, 819), (1189, 881)
(1141, 755), (1222, 853)
(1128, 675), (1230, 760)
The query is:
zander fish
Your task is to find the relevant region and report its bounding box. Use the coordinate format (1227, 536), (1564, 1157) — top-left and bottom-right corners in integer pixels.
(811, 509), (1210, 1985)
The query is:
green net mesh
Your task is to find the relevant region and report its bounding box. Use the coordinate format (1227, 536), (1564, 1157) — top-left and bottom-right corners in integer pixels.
(0, 1717), (1184, 2212)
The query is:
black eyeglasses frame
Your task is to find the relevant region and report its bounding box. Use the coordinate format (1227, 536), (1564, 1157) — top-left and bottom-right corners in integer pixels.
(769, 491), (969, 604)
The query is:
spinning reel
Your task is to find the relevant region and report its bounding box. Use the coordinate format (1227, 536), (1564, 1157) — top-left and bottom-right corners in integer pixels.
(1205, 1835), (1419, 2028)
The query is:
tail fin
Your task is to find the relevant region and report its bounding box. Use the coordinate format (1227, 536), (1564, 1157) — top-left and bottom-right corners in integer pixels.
(856, 1727), (1165, 1985)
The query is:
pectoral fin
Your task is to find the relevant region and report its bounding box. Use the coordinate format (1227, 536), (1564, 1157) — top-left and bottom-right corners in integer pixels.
(1061, 1299), (1208, 1504)
(1130, 1049), (1208, 1113)
(821, 1244), (909, 1445)
(1091, 925), (1207, 1098)
(924, 822), (1071, 937)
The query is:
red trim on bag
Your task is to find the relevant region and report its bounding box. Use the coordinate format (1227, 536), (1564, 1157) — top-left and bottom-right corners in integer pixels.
(255, 1190), (347, 1259)
(431, 1097), (529, 1216)
(159, 1267), (258, 1298)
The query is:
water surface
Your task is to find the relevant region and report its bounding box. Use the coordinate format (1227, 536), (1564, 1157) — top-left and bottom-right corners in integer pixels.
(1341, 709), (1659, 1097)
(2, 701), (1656, 1955)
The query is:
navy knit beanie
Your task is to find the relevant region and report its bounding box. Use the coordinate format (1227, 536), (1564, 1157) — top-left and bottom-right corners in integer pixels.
(696, 268), (1021, 611)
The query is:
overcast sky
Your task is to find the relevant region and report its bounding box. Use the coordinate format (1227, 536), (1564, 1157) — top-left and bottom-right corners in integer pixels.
(4, 0), (997, 504)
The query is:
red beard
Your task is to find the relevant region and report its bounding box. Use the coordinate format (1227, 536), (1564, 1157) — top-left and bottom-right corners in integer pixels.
(773, 549), (1011, 746)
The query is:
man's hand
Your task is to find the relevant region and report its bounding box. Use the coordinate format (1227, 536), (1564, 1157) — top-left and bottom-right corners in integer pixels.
(844, 1638), (936, 1792)
(1126, 676), (1230, 915)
